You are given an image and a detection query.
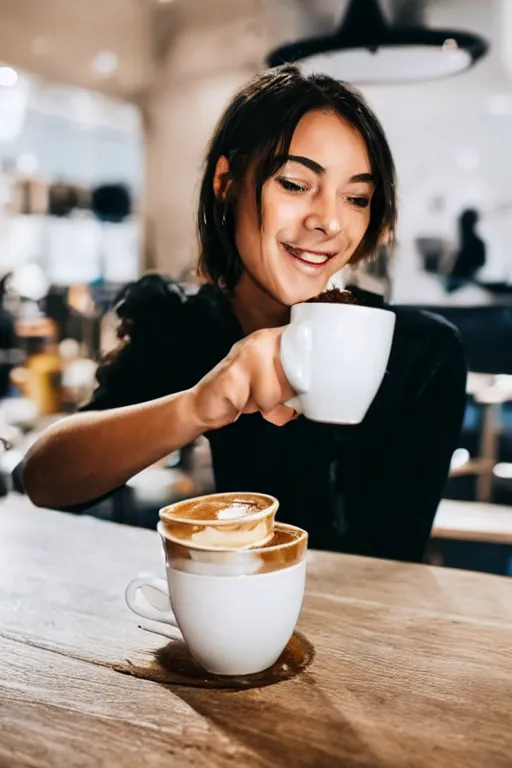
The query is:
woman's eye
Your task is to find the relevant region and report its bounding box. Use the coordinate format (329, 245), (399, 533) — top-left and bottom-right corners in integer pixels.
(277, 178), (308, 193)
(347, 196), (370, 209)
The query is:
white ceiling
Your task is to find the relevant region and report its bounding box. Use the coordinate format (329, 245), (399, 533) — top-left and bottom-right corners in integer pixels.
(0, 0), (155, 101)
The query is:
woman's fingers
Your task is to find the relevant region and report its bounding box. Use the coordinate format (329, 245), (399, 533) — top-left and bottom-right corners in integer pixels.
(192, 326), (297, 430)
(261, 404), (296, 426)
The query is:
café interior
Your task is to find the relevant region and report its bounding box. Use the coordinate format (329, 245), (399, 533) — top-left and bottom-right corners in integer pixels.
(1, 2), (511, 766)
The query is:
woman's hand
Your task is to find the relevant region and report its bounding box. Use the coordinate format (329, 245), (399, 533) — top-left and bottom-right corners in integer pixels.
(189, 328), (297, 430)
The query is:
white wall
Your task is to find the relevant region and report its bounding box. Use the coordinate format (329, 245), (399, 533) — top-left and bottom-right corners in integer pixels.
(141, 0), (266, 277)
(0, 77), (142, 186)
(358, 0), (512, 304)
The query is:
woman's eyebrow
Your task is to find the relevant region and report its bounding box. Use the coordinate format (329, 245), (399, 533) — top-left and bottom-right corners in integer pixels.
(284, 156), (374, 185)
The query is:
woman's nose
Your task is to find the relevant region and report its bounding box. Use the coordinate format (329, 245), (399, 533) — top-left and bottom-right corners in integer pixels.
(304, 194), (342, 236)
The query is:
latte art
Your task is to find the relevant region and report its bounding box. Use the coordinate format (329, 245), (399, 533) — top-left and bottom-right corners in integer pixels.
(159, 492), (278, 550)
(169, 494), (270, 523)
(216, 503), (260, 520)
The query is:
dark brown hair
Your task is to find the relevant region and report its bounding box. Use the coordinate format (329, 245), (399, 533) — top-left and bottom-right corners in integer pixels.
(197, 64), (397, 293)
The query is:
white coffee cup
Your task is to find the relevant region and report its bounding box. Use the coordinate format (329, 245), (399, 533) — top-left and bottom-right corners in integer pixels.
(125, 523), (308, 676)
(280, 302), (396, 424)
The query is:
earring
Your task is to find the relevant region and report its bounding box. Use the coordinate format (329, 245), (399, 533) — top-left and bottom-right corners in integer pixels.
(221, 206), (227, 227)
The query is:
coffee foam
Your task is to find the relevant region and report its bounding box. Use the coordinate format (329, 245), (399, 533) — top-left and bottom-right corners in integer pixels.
(164, 493), (271, 523)
(254, 526), (303, 549)
(189, 519), (272, 550)
(170, 555), (263, 577)
(159, 493), (277, 550)
(161, 523), (308, 577)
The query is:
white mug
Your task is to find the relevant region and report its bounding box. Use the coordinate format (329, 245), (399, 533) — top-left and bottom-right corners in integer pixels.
(125, 562), (306, 677)
(280, 302), (396, 424)
(125, 522), (308, 676)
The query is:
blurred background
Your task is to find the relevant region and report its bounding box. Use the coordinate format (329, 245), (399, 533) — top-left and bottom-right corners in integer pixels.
(0, 0), (511, 573)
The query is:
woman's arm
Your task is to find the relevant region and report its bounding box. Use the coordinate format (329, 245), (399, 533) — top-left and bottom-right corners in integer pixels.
(23, 326), (295, 510)
(22, 389), (202, 509)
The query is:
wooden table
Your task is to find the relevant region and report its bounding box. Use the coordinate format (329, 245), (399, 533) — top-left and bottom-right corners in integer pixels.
(1, 495), (511, 768)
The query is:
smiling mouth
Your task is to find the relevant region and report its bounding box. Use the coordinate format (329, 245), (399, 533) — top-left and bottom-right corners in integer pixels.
(282, 243), (336, 266)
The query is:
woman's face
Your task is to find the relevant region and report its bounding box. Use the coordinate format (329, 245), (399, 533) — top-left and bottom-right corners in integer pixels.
(233, 109), (374, 306)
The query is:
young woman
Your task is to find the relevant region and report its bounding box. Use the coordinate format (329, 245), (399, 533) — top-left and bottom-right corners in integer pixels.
(21, 66), (467, 562)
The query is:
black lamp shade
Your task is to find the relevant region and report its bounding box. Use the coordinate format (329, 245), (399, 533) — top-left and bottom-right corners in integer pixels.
(267, 0), (488, 84)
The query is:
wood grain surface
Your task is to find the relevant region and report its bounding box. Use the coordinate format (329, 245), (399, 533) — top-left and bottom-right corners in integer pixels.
(1, 494), (511, 768)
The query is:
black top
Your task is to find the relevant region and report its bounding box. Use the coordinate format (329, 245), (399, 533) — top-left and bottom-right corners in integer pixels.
(76, 275), (467, 562)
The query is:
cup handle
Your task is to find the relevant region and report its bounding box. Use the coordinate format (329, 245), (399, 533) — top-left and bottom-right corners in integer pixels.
(125, 576), (179, 627)
(280, 321), (312, 408)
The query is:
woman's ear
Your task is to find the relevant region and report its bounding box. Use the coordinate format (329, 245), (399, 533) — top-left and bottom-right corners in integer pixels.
(213, 155), (232, 200)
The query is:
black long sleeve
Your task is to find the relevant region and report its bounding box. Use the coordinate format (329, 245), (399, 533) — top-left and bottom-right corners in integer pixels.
(335, 308), (467, 562)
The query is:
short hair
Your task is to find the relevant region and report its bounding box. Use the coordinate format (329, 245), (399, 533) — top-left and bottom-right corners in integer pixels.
(197, 65), (397, 292)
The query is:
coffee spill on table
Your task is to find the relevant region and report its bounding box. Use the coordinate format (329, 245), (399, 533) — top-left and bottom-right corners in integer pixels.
(112, 631), (314, 690)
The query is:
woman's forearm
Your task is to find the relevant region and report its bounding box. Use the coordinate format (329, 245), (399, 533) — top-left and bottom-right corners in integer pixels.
(23, 389), (202, 509)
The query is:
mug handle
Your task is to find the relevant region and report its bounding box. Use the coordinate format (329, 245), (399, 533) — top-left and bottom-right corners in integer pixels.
(280, 321), (312, 410)
(125, 576), (179, 627)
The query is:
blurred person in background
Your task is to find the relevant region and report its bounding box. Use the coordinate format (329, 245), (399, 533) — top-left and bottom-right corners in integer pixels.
(20, 66), (466, 563)
(447, 208), (486, 292)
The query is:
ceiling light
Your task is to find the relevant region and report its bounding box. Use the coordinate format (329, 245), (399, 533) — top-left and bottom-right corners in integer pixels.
(493, 463), (512, 480)
(266, 0), (488, 84)
(0, 67), (18, 88)
(450, 448), (470, 471)
(92, 50), (118, 77)
(9, 263), (49, 302)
